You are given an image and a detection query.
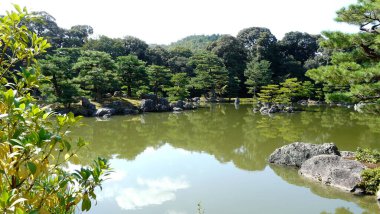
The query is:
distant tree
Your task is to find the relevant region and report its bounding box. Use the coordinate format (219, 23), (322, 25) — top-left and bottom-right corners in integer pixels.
(165, 73), (190, 101)
(124, 36), (149, 60)
(189, 52), (228, 98)
(208, 35), (248, 97)
(237, 27), (277, 60)
(168, 34), (221, 52)
(146, 65), (172, 96)
(167, 47), (194, 75)
(84, 35), (126, 58)
(146, 45), (170, 66)
(116, 55), (148, 97)
(63, 25), (93, 47)
(73, 51), (118, 101)
(244, 59), (272, 96)
(278, 32), (319, 64)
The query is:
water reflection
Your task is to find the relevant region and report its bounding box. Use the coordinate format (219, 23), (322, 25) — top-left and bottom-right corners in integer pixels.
(70, 104), (380, 213)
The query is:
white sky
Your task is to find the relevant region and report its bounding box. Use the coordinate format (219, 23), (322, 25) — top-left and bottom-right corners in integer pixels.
(1, 0), (358, 45)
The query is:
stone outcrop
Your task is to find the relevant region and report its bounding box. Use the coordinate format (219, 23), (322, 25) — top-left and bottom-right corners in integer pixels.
(299, 155), (365, 192)
(268, 142), (340, 167)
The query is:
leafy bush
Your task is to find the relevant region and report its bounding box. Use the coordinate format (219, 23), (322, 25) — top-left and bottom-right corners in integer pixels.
(355, 147), (380, 164)
(0, 6), (110, 213)
(325, 92), (353, 103)
(359, 168), (380, 194)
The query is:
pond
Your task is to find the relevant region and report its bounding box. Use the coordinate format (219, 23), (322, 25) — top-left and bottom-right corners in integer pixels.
(71, 104), (380, 214)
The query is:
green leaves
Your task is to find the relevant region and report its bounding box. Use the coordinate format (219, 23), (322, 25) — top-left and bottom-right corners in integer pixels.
(27, 162), (37, 174)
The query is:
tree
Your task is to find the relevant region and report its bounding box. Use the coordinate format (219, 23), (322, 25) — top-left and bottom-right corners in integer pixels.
(167, 47), (194, 76)
(40, 51), (81, 107)
(116, 54), (148, 97)
(83, 35), (125, 58)
(63, 25), (93, 47)
(0, 6), (110, 213)
(146, 45), (170, 66)
(123, 36), (149, 61)
(306, 0), (380, 102)
(73, 50), (118, 101)
(237, 27), (277, 60)
(279, 32), (319, 64)
(189, 52), (228, 99)
(208, 35), (248, 97)
(244, 59), (272, 96)
(165, 73), (190, 101)
(146, 65), (172, 96)
(167, 34), (221, 52)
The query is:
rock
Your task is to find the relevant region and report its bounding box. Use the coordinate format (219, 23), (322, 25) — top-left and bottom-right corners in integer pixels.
(268, 142), (340, 167)
(376, 189), (380, 201)
(157, 98), (170, 112)
(81, 97), (96, 110)
(299, 155), (365, 192)
(183, 103), (194, 110)
(141, 94), (158, 101)
(284, 106), (294, 113)
(253, 108), (259, 113)
(105, 93), (112, 98)
(260, 106), (269, 114)
(340, 151), (355, 159)
(173, 100), (185, 109)
(113, 91), (123, 97)
(173, 107), (183, 111)
(268, 105), (279, 113)
(192, 97), (200, 102)
(95, 108), (115, 117)
(141, 99), (155, 112)
(124, 108), (138, 115)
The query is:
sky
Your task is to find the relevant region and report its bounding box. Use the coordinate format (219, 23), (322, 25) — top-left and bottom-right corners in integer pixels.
(1, 0), (358, 45)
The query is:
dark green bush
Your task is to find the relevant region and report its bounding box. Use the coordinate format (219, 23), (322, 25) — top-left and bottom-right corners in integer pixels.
(359, 168), (380, 194)
(355, 147), (380, 164)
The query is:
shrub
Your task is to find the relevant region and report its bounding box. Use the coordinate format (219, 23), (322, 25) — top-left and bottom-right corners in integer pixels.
(0, 6), (110, 213)
(359, 168), (380, 194)
(355, 147), (380, 164)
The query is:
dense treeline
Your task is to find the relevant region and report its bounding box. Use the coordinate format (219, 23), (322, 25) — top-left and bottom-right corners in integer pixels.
(26, 0), (380, 107)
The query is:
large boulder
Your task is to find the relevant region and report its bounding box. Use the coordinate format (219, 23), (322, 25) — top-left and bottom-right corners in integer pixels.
(141, 99), (156, 112)
(81, 97), (96, 110)
(299, 155), (365, 192)
(268, 142), (340, 167)
(94, 108), (115, 117)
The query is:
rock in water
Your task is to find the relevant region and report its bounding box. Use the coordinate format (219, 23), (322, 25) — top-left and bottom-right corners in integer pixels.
(268, 142), (340, 167)
(299, 155), (365, 192)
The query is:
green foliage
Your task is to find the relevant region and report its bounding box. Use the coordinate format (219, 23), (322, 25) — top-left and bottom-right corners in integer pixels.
(73, 50), (118, 101)
(146, 65), (172, 96)
(257, 84), (280, 104)
(325, 92), (354, 103)
(359, 168), (380, 194)
(306, 0), (380, 103)
(244, 59), (272, 96)
(237, 27), (277, 60)
(117, 54), (148, 97)
(189, 51), (228, 98)
(84, 35), (125, 58)
(0, 6), (110, 213)
(168, 34), (221, 52)
(355, 147), (380, 164)
(165, 73), (190, 101)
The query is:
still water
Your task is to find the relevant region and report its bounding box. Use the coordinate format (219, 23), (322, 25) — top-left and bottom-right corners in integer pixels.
(71, 104), (380, 214)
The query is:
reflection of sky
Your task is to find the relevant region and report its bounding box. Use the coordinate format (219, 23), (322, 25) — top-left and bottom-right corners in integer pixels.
(89, 144), (369, 214)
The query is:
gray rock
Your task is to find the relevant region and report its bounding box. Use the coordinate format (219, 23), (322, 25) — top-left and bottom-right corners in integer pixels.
(105, 93), (112, 98)
(183, 103), (194, 110)
(141, 99), (155, 112)
(340, 151), (356, 159)
(299, 155), (365, 192)
(124, 108), (138, 115)
(268, 142), (340, 167)
(113, 91), (123, 97)
(81, 97), (96, 110)
(141, 94), (158, 101)
(377, 189), (380, 201)
(173, 107), (183, 111)
(95, 108), (115, 117)
(284, 106), (294, 113)
(192, 97), (200, 102)
(268, 105), (279, 113)
(260, 106), (269, 114)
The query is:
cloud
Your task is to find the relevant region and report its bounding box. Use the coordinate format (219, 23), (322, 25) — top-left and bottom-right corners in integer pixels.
(102, 176), (189, 210)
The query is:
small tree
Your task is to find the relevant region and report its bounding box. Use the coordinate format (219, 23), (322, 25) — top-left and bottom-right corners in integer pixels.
(0, 6), (110, 213)
(165, 72), (190, 101)
(244, 59), (272, 97)
(146, 65), (172, 96)
(73, 50), (118, 101)
(116, 54), (148, 97)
